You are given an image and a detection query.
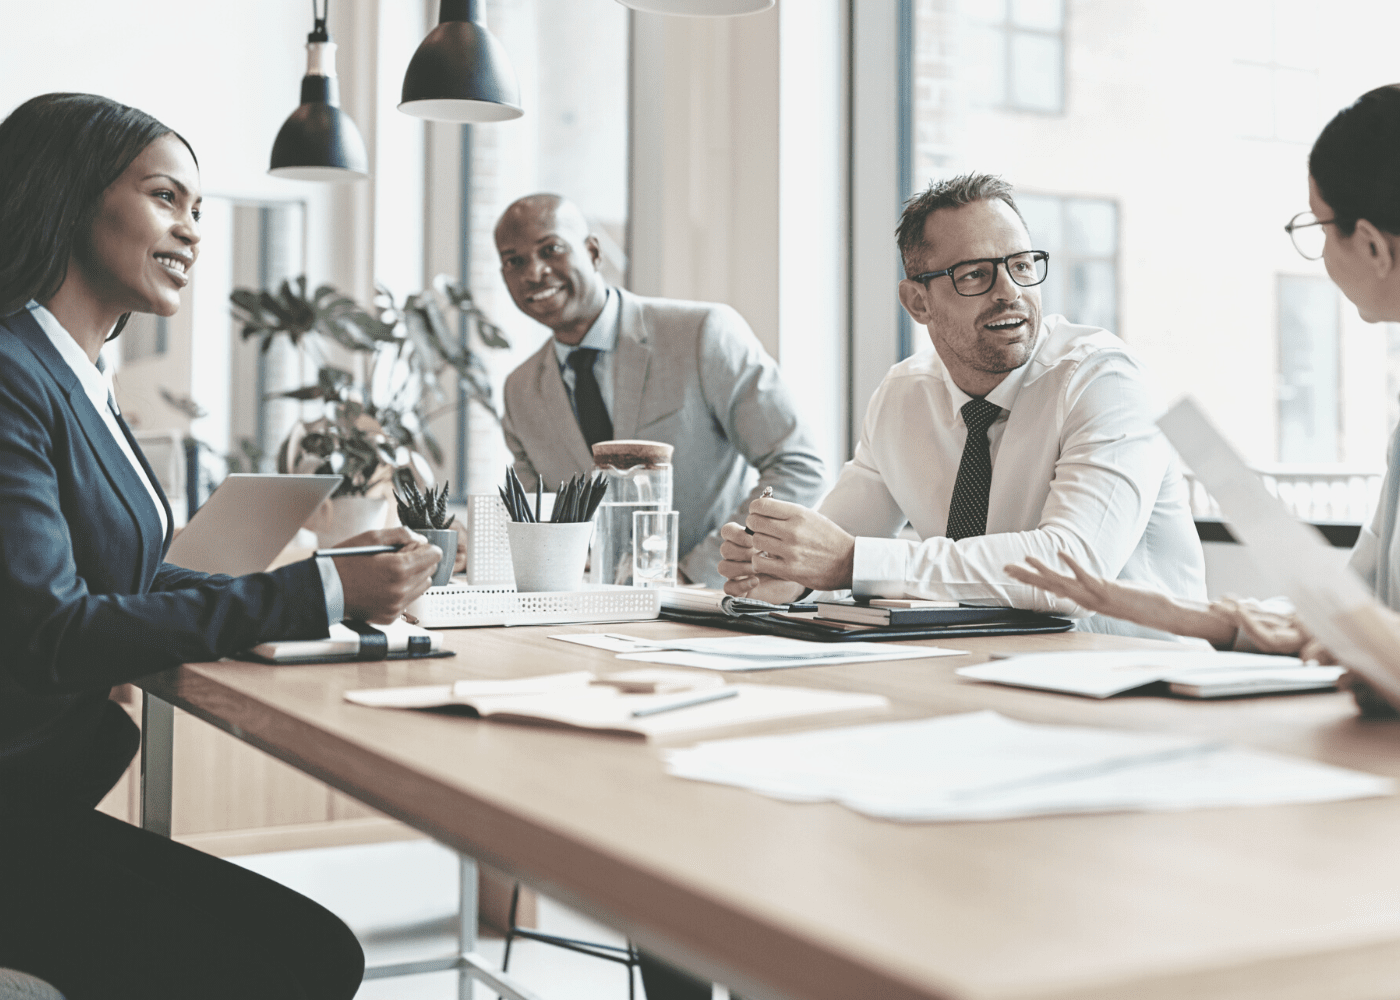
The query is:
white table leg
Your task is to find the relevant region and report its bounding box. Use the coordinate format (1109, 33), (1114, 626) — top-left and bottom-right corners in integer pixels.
(139, 691), (174, 837)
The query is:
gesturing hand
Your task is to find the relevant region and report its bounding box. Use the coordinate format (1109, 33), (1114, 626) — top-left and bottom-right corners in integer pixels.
(1005, 553), (1182, 625)
(331, 527), (443, 624)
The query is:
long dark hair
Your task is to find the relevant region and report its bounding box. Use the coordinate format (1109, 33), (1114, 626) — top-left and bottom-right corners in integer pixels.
(0, 92), (198, 333)
(1310, 84), (1400, 238)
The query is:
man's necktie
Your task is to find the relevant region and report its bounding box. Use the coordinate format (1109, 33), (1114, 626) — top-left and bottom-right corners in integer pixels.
(567, 348), (613, 448)
(945, 397), (1002, 541)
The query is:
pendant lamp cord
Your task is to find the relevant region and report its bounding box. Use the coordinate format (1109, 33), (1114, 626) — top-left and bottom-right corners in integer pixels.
(310, 0), (329, 40)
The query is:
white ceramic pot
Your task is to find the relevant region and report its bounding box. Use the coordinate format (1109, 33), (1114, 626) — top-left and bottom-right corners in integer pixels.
(506, 521), (595, 592)
(305, 495), (391, 548)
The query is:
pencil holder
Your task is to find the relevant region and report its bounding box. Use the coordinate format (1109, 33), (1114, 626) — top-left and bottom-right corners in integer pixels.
(506, 521), (595, 592)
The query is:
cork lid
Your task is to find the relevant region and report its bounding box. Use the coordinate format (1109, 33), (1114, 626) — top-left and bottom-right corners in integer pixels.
(591, 439), (674, 470)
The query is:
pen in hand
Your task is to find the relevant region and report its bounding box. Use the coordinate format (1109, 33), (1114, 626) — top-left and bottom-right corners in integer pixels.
(315, 543), (408, 558)
(744, 486), (775, 536)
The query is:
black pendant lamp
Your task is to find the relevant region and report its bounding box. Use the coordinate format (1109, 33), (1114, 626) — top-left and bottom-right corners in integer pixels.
(269, 0), (369, 181)
(399, 0), (523, 123)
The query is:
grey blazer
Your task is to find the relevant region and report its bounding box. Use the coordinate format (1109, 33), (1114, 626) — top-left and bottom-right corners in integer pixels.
(501, 288), (827, 586)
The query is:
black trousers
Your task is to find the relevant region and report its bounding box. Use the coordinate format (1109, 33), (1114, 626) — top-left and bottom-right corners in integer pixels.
(0, 705), (363, 1000)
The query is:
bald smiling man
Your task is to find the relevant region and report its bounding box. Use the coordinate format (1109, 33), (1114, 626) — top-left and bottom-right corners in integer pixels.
(495, 193), (827, 587)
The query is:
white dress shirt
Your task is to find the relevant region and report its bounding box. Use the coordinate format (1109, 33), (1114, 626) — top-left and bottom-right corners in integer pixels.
(820, 314), (1206, 640)
(27, 302), (344, 623)
(552, 287), (620, 419)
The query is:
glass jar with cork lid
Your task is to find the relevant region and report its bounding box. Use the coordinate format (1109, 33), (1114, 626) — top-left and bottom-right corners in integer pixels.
(589, 440), (674, 586)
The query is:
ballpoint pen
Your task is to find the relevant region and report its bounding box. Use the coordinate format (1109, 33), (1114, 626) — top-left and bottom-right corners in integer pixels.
(744, 485), (774, 535)
(630, 687), (739, 718)
(314, 543), (407, 558)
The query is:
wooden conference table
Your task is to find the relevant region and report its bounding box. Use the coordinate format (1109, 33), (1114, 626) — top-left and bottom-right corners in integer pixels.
(136, 622), (1400, 1000)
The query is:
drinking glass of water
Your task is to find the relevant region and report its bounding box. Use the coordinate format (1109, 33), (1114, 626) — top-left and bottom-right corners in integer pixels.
(632, 510), (679, 588)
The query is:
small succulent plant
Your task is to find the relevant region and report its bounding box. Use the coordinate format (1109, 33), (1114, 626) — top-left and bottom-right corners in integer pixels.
(395, 476), (455, 530)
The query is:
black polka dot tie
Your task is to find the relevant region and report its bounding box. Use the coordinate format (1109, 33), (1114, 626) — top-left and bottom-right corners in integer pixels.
(945, 397), (1002, 541)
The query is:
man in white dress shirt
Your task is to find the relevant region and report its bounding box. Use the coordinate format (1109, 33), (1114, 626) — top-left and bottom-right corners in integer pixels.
(718, 173), (1205, 639)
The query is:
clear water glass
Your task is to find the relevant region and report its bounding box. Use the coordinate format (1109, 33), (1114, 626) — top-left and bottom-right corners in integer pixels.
(632, 510), (679, 588)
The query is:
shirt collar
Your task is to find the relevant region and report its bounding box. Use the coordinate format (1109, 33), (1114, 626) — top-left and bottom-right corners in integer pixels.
(26, 300), (115, 415)
(553, 287), (620, 367)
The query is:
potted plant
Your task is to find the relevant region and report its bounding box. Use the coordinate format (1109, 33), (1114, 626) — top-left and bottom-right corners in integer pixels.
(394, 476), (459, 587)
(230, 275), (509, 544)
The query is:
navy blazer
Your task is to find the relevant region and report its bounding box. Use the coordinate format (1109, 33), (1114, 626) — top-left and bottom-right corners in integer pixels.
(0, 308), (328, 778)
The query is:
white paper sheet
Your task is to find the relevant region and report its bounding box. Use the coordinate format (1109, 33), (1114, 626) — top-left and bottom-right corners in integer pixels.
(956, 649), (1338, 698)
(1159, 398), (1400, 706)
(664, 711), (1392, 822)
(602, 634), (964, 672)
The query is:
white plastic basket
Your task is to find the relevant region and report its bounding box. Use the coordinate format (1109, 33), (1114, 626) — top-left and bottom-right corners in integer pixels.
(465, 494), (514, 585)
(406, 583), (660, 628)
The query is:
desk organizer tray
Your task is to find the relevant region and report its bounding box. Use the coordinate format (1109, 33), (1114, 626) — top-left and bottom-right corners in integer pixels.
(408, 583), (661, 628)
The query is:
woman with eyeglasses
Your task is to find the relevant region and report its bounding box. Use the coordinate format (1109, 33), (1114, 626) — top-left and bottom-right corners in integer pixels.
(1006, 83), (1400, 715)
(0, 92), (444, 999)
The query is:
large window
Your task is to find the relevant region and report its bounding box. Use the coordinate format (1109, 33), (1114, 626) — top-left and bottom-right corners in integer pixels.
(963, 0), (1065, 114)
(909, 0), (1400, 478)
(1017, 194), (1116, 330)
(463, 0), (630, 494)
(1277, 275), (1340, 463)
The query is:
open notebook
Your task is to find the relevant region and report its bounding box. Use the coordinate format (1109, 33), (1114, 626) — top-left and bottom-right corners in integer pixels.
(344, 670), (888, 740)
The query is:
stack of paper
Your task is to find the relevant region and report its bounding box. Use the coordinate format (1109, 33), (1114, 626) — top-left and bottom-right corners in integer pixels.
(956, 650), (1343, 699)
(552, 632), (964, 672)
(664, 711), (1391, 822)
(344, 671), (889, 740)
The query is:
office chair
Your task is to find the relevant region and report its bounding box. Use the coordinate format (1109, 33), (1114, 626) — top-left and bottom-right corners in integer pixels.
(0, 969), (65, 1000)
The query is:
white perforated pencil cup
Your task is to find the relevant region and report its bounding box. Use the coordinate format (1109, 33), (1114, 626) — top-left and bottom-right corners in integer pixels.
(506, 521), (595, 592)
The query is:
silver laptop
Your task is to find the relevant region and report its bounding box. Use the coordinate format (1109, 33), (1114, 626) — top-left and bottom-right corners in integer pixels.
(1158, 398), (1400, 706)
(165, 474), (343, 577)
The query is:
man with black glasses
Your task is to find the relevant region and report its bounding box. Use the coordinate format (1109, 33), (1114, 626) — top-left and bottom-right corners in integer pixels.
(717, 172), (1205, 638)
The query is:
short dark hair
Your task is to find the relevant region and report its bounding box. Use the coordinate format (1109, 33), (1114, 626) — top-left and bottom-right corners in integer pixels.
(0, 93), (197, 330)
(1310, 85), (1400, 238)
(896, 173), (1026, 274)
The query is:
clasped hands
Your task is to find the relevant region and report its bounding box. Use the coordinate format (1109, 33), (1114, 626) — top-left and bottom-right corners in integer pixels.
(329, 527), (444, 623)
(717, 497), (856, 603)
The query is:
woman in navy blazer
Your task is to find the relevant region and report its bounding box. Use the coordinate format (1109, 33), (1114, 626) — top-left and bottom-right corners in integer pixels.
(0, 93), (442, 999)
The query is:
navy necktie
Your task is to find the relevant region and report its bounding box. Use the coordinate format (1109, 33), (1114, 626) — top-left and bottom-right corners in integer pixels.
(945, 397), (1002, 541)
(567, 348), (613, 448)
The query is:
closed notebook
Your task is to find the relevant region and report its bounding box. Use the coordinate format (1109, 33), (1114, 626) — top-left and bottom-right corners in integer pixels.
(244, 620), (452, 664)
(816, 600), (1044, 628)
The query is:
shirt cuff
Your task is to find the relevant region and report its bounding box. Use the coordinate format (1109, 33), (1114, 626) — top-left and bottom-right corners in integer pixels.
(851, 536), (914, 599)
(316, 554), (345, 625)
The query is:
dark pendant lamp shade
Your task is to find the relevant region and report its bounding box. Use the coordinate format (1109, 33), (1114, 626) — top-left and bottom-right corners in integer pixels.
(269, 2), (369, 181)
(399, 0), (523, 123)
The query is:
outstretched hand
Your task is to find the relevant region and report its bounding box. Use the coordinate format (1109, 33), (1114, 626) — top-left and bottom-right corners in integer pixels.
(331, 527), (443, 624)
(1005, 553), (1182, 626)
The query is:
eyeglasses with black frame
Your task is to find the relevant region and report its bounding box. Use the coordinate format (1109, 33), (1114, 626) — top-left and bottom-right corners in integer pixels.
(1284, 211), (1335, 261)
(909, 250), (1051, 297)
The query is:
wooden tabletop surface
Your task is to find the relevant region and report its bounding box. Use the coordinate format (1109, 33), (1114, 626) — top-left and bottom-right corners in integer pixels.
(140, 622), (1400, 1000)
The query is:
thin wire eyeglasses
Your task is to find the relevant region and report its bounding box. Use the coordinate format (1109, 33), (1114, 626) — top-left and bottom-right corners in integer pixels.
(1284, 211), (1336, 261)
(908, 250), (1050, 297)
